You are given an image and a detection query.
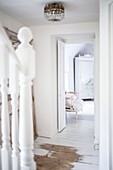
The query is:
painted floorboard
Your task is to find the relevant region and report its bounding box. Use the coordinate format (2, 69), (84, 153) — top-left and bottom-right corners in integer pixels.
(34, 101), (99, 170)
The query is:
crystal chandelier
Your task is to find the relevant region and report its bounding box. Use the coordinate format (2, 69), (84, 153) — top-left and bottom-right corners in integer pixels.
(44, 2), (64, 22)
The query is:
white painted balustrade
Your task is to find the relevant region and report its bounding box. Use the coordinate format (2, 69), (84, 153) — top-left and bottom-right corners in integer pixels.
(0, 24), (36, 170)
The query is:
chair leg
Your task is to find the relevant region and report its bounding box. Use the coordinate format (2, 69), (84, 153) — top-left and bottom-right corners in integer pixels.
(76, 111), (77, 120)
(66, 111), (67, 123)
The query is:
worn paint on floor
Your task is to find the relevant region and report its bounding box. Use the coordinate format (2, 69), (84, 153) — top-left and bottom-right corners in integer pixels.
(34, 143), (82, 170)
(34, 101), (99, 170)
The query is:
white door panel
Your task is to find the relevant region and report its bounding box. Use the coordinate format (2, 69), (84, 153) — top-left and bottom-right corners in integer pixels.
(58, 40), (66, 132)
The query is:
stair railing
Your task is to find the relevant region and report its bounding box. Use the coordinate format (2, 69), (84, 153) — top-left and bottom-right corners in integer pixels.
(0, 24), (36, 170)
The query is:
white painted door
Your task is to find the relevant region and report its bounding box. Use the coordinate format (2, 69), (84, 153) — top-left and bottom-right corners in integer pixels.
(58, 40), (66, 132)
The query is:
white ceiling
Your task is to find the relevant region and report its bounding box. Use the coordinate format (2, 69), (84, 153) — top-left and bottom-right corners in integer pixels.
(0, 0), (99, 26)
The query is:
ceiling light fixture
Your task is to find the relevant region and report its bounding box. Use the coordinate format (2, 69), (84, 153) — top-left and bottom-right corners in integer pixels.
(44, 2), (64, 22)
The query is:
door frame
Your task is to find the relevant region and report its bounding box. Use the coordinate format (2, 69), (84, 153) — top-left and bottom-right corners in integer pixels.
(99, 0), (113, 169)
(57, 35), (99, 147)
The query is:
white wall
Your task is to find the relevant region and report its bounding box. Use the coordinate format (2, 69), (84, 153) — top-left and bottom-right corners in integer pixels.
(0, 10), (23, 32)
(30, 22), (99, 138)
(65, 43), (85, 91)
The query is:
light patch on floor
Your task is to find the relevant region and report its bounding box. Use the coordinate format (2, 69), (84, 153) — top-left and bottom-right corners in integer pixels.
(34, 101), (99, 170)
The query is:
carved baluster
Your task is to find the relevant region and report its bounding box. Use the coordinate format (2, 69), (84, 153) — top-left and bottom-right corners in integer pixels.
(9, 60), (19, 170)
(0, 44), (11, 170)
(16, 27), (36, 170)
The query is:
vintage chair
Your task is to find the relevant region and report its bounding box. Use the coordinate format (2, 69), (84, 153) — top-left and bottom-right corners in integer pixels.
(65, 91), (84, 120)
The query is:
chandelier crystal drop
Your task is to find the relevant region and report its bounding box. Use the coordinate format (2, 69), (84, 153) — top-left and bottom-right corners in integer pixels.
(44, 2), (64, 22)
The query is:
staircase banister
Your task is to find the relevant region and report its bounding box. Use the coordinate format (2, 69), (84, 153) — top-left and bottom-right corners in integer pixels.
(16, 27), (35, 79)
(0, 24), (25, 74)
(0, 24), (36, 170)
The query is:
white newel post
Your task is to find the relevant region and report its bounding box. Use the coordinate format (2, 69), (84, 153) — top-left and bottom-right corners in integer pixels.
(0, 43), (11, 170)
(16, 27), (36, 170)
(9, 59), (19, 170)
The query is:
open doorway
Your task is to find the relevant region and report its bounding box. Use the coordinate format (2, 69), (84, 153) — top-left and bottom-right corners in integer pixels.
(58, 41), (95, 131)
(65, 43), (94, 124)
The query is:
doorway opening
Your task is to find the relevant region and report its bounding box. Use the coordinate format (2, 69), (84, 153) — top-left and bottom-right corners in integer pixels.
(58, 41), (95, 131)
(65, 43), (94, 124)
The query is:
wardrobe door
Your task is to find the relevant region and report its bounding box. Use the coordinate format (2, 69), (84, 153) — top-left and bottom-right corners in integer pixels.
(75, 57), (94, 99)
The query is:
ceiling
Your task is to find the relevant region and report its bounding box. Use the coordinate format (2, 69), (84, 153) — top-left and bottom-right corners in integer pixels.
(0, 0), (99, 26)
(65, 43), (94, 59)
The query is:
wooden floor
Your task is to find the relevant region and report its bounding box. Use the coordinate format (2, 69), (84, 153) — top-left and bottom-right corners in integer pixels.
(34, 101), (99, 170)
